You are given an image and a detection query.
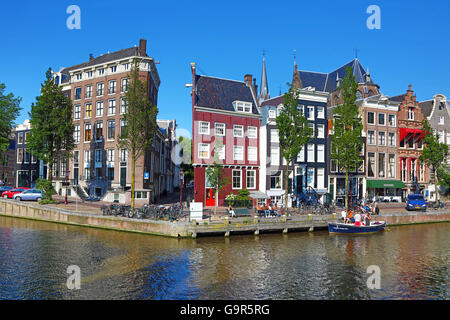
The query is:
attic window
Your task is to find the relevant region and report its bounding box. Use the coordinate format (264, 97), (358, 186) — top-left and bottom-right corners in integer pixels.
(233, 101), (252, 113)
(76, 73), (82, 80)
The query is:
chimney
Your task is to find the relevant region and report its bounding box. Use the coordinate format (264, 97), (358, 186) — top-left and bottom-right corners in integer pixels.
(139, 38), (147, 56)
(89, 53), (94, 61)
(244, 74), (253, 87)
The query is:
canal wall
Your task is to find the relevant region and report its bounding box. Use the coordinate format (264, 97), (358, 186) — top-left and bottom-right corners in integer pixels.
(1, 199), (449, 238)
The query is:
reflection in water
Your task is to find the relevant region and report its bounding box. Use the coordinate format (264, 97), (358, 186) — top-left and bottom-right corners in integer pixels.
(0, 216), (448, 300)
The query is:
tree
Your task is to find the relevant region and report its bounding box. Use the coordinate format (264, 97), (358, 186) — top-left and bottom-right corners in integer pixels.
(205, 161), (230, 214)
(28, 68), (74, 192)
(330, 67), (363, 212)
(276, 83), (313, 208)
(118, 59), (158, 209)
(419, 120), (449, 202)
(0, 83), (21, 155)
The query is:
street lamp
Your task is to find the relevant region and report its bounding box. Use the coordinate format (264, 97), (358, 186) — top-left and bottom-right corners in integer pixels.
(65, 169), (70, 205)
(179, 170), (184, 209)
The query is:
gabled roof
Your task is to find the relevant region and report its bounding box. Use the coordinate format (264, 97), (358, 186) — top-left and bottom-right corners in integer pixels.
(418, 100), (434, 117)
(260, 95), (284, 107)
(194, 75), (259, 115)
(389, 94), (406, 103)
(298, 59), (374, 93)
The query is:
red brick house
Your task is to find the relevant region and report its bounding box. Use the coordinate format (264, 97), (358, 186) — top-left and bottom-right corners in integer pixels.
(190, 63), (261, 206)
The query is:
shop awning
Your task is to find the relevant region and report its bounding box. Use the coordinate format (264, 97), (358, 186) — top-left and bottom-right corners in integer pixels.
(399, 128), (424, 142)
(366, 180), (405, 189)
(249, 191), (269, 199)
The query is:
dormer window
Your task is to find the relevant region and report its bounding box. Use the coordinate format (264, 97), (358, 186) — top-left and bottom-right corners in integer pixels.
(76, 73), (82, 80)
(233, 101), (252, 113)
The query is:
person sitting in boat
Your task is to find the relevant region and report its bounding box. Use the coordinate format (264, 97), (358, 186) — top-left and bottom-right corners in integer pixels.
(365, 211), (371, 226)
(354, 211), (362, 226)
(341, 207), (347, 222)
(345, 210), (353, 224)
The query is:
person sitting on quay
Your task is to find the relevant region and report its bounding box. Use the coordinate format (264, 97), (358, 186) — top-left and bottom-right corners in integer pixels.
(272, 204), (279, 216)
(228, 205), (236, 218)
(265, 204), (273, 218)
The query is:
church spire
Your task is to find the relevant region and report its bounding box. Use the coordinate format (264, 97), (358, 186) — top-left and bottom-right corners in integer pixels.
(292, 50), (303, 89)
(259, 53), (270, 102)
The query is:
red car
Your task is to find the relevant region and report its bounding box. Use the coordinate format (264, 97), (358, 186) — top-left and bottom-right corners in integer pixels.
(2, 188), (30, 199)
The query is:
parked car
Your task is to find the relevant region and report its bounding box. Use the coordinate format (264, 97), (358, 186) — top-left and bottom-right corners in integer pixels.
(0, 186), (13, 193)
(2, 188), (30, 199)
(13, 189), (44, 201)
(406, 194), (427, 211)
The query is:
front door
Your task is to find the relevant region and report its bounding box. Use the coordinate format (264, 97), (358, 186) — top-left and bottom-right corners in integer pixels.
(205, 188), (216, 206)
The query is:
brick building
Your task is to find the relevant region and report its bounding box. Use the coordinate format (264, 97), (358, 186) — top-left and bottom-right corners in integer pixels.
(190, 63), (261, 207)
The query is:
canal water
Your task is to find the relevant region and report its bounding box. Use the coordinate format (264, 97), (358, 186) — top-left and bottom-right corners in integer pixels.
(0, 216), (448, 300)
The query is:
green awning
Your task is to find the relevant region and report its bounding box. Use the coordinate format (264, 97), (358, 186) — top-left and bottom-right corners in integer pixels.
(366, 180), (405, 189)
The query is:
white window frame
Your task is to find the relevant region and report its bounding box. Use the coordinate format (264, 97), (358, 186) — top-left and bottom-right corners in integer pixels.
(233, 146), (244, 161)
(438, 116), (444, 125)
(308, 123), (315, 137)
(198, 121), (210, 135)
(317, 124), (325, 138)
(378, 113), (386, 126)
(307, 106), (315, 120)
(270, 129), (279, 143)
(408, 107), (414, 120)
(198, 143), (210, 159)
(317, 168), (325, 189)
(271, 147), (280, 166)
(247, 126), (257, 139)
(268, 109), (277, 119)
(270, 170), (282, 190)
(96, 101), (104, 117)
(317, 144), (325, 162)
(367, 111), (375, 125)
(232, 169), (242, 189)
(246, 170), (256, 189)
(378, 131), (386, 146)
(247, 146), (257, 161)
(297, 146), (305, 162)
(214, 123), (225, 136)
(368, 130), (376, 145)
(233, 125), (244, 138)
(317, 106), (325, 119)
(388, 114), (396, 127)
(307, 144), (315, 162)
(388, 132), (396, 147)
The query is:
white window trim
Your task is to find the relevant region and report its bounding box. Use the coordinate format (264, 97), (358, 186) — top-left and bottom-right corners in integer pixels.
(317, 144), (325, 163)
(378, 113), (386, 126)
(378, 131), (386, 146)
(233, 125), (244, 138)
(367, 111), (375, 125)
(307, 144), (315, 162)
(388, 114), (396, 127)
(307, 106), (315, 120)
(247, 126), (258, 139)
(214, 123), (225, 136)
(317, 106), (325, 119)
(233, 146), (244, 161)
(199, 121), (210, 135)
(270, 170), (282, 190)
(232, 169), (242, 190)
(198, 143), (210, 159)
(317, 124), (325, 139)
(368, 130), (376, 145)
(247, 146), (257, 161)
(246, 169), (256, 190)
(271, 147), (280, 166)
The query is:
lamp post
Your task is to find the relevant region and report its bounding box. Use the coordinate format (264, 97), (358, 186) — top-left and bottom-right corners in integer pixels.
(179, 170), (184, 209)
(65, 169), (70, 205)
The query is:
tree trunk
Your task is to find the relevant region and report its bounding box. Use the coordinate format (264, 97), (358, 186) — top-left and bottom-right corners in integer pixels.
(215, 188), (218, 216)
(285, 161), (289, 209)
(344, 171), (349, 213)
(48, 162), (53, 184)
(131, 153), (135, 209)
(434, 167), (440, 202)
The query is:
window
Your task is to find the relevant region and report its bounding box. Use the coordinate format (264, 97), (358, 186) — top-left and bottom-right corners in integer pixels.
(388, 114), (396, 127)
(439, 131), (445, 143)
(85, 103), (92, 118)
(368, 130), (376, 145)
(408, 107), (414, 120)
(246, 170), (256, 189)
(107, 167), (114, 181)
(74, 124), (80, 143)
(307, 167), (315, 187)
(123, 63), (130, 71)
(233, 125), (244, 138)
(135, 191), (148, 199)
(368, 152), (375, 177)
(317, 124), (325, 138)
(120, 119), (127, 134)
(87, 71), (93, 78)
(248, 126), (257, 139)
(270, 171), (282, 189)
(388, 154), (395, 178)
(199, 121), (210, 135)
(367, 112), (375, 125)
(297, 146), (305, 162)
(232, 170), (242, 189)
(317, 144), (324, 162)
(95, 121), (103, 140)
(25, 132), (29, 142)
(75, 87), (81, 100)
(317, 107), (325, 119)
(107, 149), (114, 162)
(234, 101), (252, 113)
(84, 150), (91, 164)
(97, 83), (104, 96)
(330, 159), (337, 172)
(270, 147), (279, 166)
(119, 149), (128, 162)
(307, 144), (314, 162)
(447, 132), (450, 145)
(388, 132), (396, 147)
(120, 98), (128, 114)
(308, 123), (315, 137)
(107, 99), (115, 115)
(307, 106), (315, 120)
(107, 120), (115, 140)
(18, 132), (23, 144)
(110, 66), (117, 73)
(439, 116), (444, 125)
(214, 123), (225, 136)
(215, 145), (225, 160)
(269, 109), (277, 119)
(98, 69), (105, 76)
(108, 80), (116, 94)
(198, 143), (209, 159)
(378, 153), (385, 178)
(317, 168), (325, 189)
(31, 154), (37, 164)
(73, 150), (79, 164)
(74, 105), (81, 119)
(378, 113), (386, 126)
(233, 146), (244, 161)
(60, 161), (67, 177)
(96, 101), (103, 117)
(84, 168), (91, 180)
(270, 129), (279, 143)
(95, 149), (102, 162)
(297, 105), (305, 114)
(85, 85), (92, 98)
(378, 131), (386, 146)
(248, 146), (257, 161)
(121, 78), (129, 92)
(84, 123), (92, 141)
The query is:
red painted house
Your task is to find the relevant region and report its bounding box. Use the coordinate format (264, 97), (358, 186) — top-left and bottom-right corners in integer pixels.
(190, 63), (261, 206)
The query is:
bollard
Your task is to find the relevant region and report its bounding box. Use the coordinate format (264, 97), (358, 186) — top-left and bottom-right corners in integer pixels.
(308, 226), (314, 232)
(308, 214), (312, 221)
(254, 229), (259, 236)
(224, 216), (229, 226)
(282, 228), (288, 234)
(282, 214), (287, 222)
(253, 215), (258, 224)
(191, 231), (197, 238)
(225, 231), (230, 237)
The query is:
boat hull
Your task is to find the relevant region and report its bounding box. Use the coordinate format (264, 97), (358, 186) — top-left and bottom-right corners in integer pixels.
(328, 221), (386, 235)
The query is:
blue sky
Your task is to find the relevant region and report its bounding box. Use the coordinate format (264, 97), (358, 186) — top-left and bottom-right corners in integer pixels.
(1, 0), (449, 136)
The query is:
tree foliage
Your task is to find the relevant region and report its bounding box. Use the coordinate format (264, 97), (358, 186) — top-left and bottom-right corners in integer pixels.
(0, 82), (21, 154)
(420, 120), (449, 200)
(330, 67), (363, 211)
(36, 178), (57, 203)
(276, 83), (312, 208)
(118, 59), (159, 208)
(28, 68), (74, 183)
